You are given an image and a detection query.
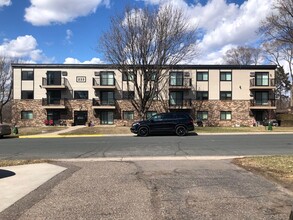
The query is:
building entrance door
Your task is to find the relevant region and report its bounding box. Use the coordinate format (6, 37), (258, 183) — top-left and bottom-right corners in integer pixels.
(74, 111), (88, 125)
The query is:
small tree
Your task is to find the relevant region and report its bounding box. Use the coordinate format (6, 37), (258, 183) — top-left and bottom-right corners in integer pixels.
(275, 66), (291, 109)
(0, 57), (12, 123)
(223, 46), (262, 65)
(100, 5), (198, 119)
(262, 41), (293, 106)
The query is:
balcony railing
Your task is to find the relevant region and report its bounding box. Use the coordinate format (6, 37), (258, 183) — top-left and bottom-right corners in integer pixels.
(42, 77), (69, 89)
(93, 78), (116, 89)
(42, 98), (66, 108)
(250, 79), (275, 87)
(250, 99), (276, 107)
(169, 78), (192, 89)
(169, 99), (192, 109)
(92, 98), (116, 109)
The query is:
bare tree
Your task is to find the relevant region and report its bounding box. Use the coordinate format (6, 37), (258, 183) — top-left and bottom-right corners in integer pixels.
(100, 5), (198, 119)
(275, 66), (291, 109)
(261, 0), (293, 45)
(0, 57), (13, 123)
(222, 46), (262, 65)
(263, 41), (293, 106)
(261, 0), (293, 106)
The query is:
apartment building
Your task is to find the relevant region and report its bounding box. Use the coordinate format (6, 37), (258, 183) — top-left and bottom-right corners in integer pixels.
(11, 64), (277, 127)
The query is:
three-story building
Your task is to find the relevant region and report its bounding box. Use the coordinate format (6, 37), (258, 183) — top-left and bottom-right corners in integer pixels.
(11, 64), (277, 127)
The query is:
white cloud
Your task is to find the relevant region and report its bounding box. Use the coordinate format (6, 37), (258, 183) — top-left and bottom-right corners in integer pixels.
(0, 0), (11, 7)
(25, 0), (110, 26)
(142, 0), (274, 64)
(64, 57), (104, 64)
(0, 35), (53, 63)
(66, 29), (73, 44)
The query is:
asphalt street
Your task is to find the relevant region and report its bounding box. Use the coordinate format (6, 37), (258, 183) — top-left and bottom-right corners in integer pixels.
(1, 160), (292, 219)
(0, 134), (293, 159)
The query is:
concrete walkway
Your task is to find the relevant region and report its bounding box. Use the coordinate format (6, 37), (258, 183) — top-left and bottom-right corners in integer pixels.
(0, 163), (66, 212)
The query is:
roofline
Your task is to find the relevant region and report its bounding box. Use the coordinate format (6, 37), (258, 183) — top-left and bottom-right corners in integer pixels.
(11, 63), (277, 70)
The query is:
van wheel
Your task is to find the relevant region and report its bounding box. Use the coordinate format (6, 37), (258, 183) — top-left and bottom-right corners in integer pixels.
(138, 127), (149, 137)
(176, 126), (187, 136)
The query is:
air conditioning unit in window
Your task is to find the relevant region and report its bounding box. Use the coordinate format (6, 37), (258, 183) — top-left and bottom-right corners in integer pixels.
(184, 72), (190, 77)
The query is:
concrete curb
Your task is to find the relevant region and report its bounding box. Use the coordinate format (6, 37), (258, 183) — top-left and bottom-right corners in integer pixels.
(18, 132), (293, 138)
(55, 155), (244, 162)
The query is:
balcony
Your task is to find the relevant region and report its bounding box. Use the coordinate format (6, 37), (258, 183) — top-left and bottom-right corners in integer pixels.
(92, 98), (116, 109)
(93, 78), (116, 90)
(42, 98), (66, 109)
(42, 77), (67, 89)
(169, 99), (192, 109)
(250, 100), (276, 110)
(169, 78), (192, 90)
(250, 79), (275, 90)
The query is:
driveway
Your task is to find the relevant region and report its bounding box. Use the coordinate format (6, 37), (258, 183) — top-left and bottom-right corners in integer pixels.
(1, 159), (292, 219)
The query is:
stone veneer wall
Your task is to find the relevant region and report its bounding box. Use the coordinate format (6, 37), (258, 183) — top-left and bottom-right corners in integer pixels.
(12, 99), (46, 127)
(12, 99), (253, 127)
(193, 100), (254, 127)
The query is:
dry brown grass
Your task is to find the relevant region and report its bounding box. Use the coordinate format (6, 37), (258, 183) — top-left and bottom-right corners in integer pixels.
(233, 156), (293, 191)
(0, 159), (50, 167)
(17, 126), (67, 135)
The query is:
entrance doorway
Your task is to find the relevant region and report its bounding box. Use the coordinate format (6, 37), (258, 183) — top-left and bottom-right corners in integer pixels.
(74, 111), (88, 125)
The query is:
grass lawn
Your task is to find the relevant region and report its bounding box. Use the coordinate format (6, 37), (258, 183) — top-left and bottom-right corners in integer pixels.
(61, 126), (293, 135)
(0, 159), (50, 167)
(16, 126), (67, 135)
(233, 156), (293, 192)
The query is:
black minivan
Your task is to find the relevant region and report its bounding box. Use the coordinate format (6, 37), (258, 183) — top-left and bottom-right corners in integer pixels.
(130, 112), (195, 136)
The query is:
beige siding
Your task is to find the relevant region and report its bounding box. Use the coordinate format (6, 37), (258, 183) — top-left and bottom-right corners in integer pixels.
(209, 69), (220, 100)
(232, 69), (250, 100)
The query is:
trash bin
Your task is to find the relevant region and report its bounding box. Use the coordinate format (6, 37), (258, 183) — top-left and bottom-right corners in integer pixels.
(268, 122), (273, 131)
(13, 126), (18, 135)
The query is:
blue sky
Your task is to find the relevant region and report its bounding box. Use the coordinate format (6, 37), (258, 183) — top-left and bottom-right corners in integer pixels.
(0, 0), (274, 64)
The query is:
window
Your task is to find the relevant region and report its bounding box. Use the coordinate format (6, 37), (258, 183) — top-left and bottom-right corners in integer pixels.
(21, 91), (34, 99)
(196, 91), (208, 100)
(147, 71), (157, 81)
(220, 91), (232, 100)
(170, 72), (183, 86)
(146, 111), (157, 119)
(169, 91), (183, 105)
(145, 90), (158, 100)
(197, 111), (208, 120)
(255, 91), (269, 105)
(220, 72), (232, 81)
(100, 72), (115, 86)
(21, 111), (33, 119)
(100, 111), (114, 125)
(220, 111), (232, 120)
(101, 91), (115, 105)
(255, 72), (269, 86)
(123, 111), (134, 120)
(74, 91), (88, 99)
(122, 72), (134, 81)
(122, 91), (134, 99)
(197, 72), (208, 81)
(21, 71), (34, 80)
